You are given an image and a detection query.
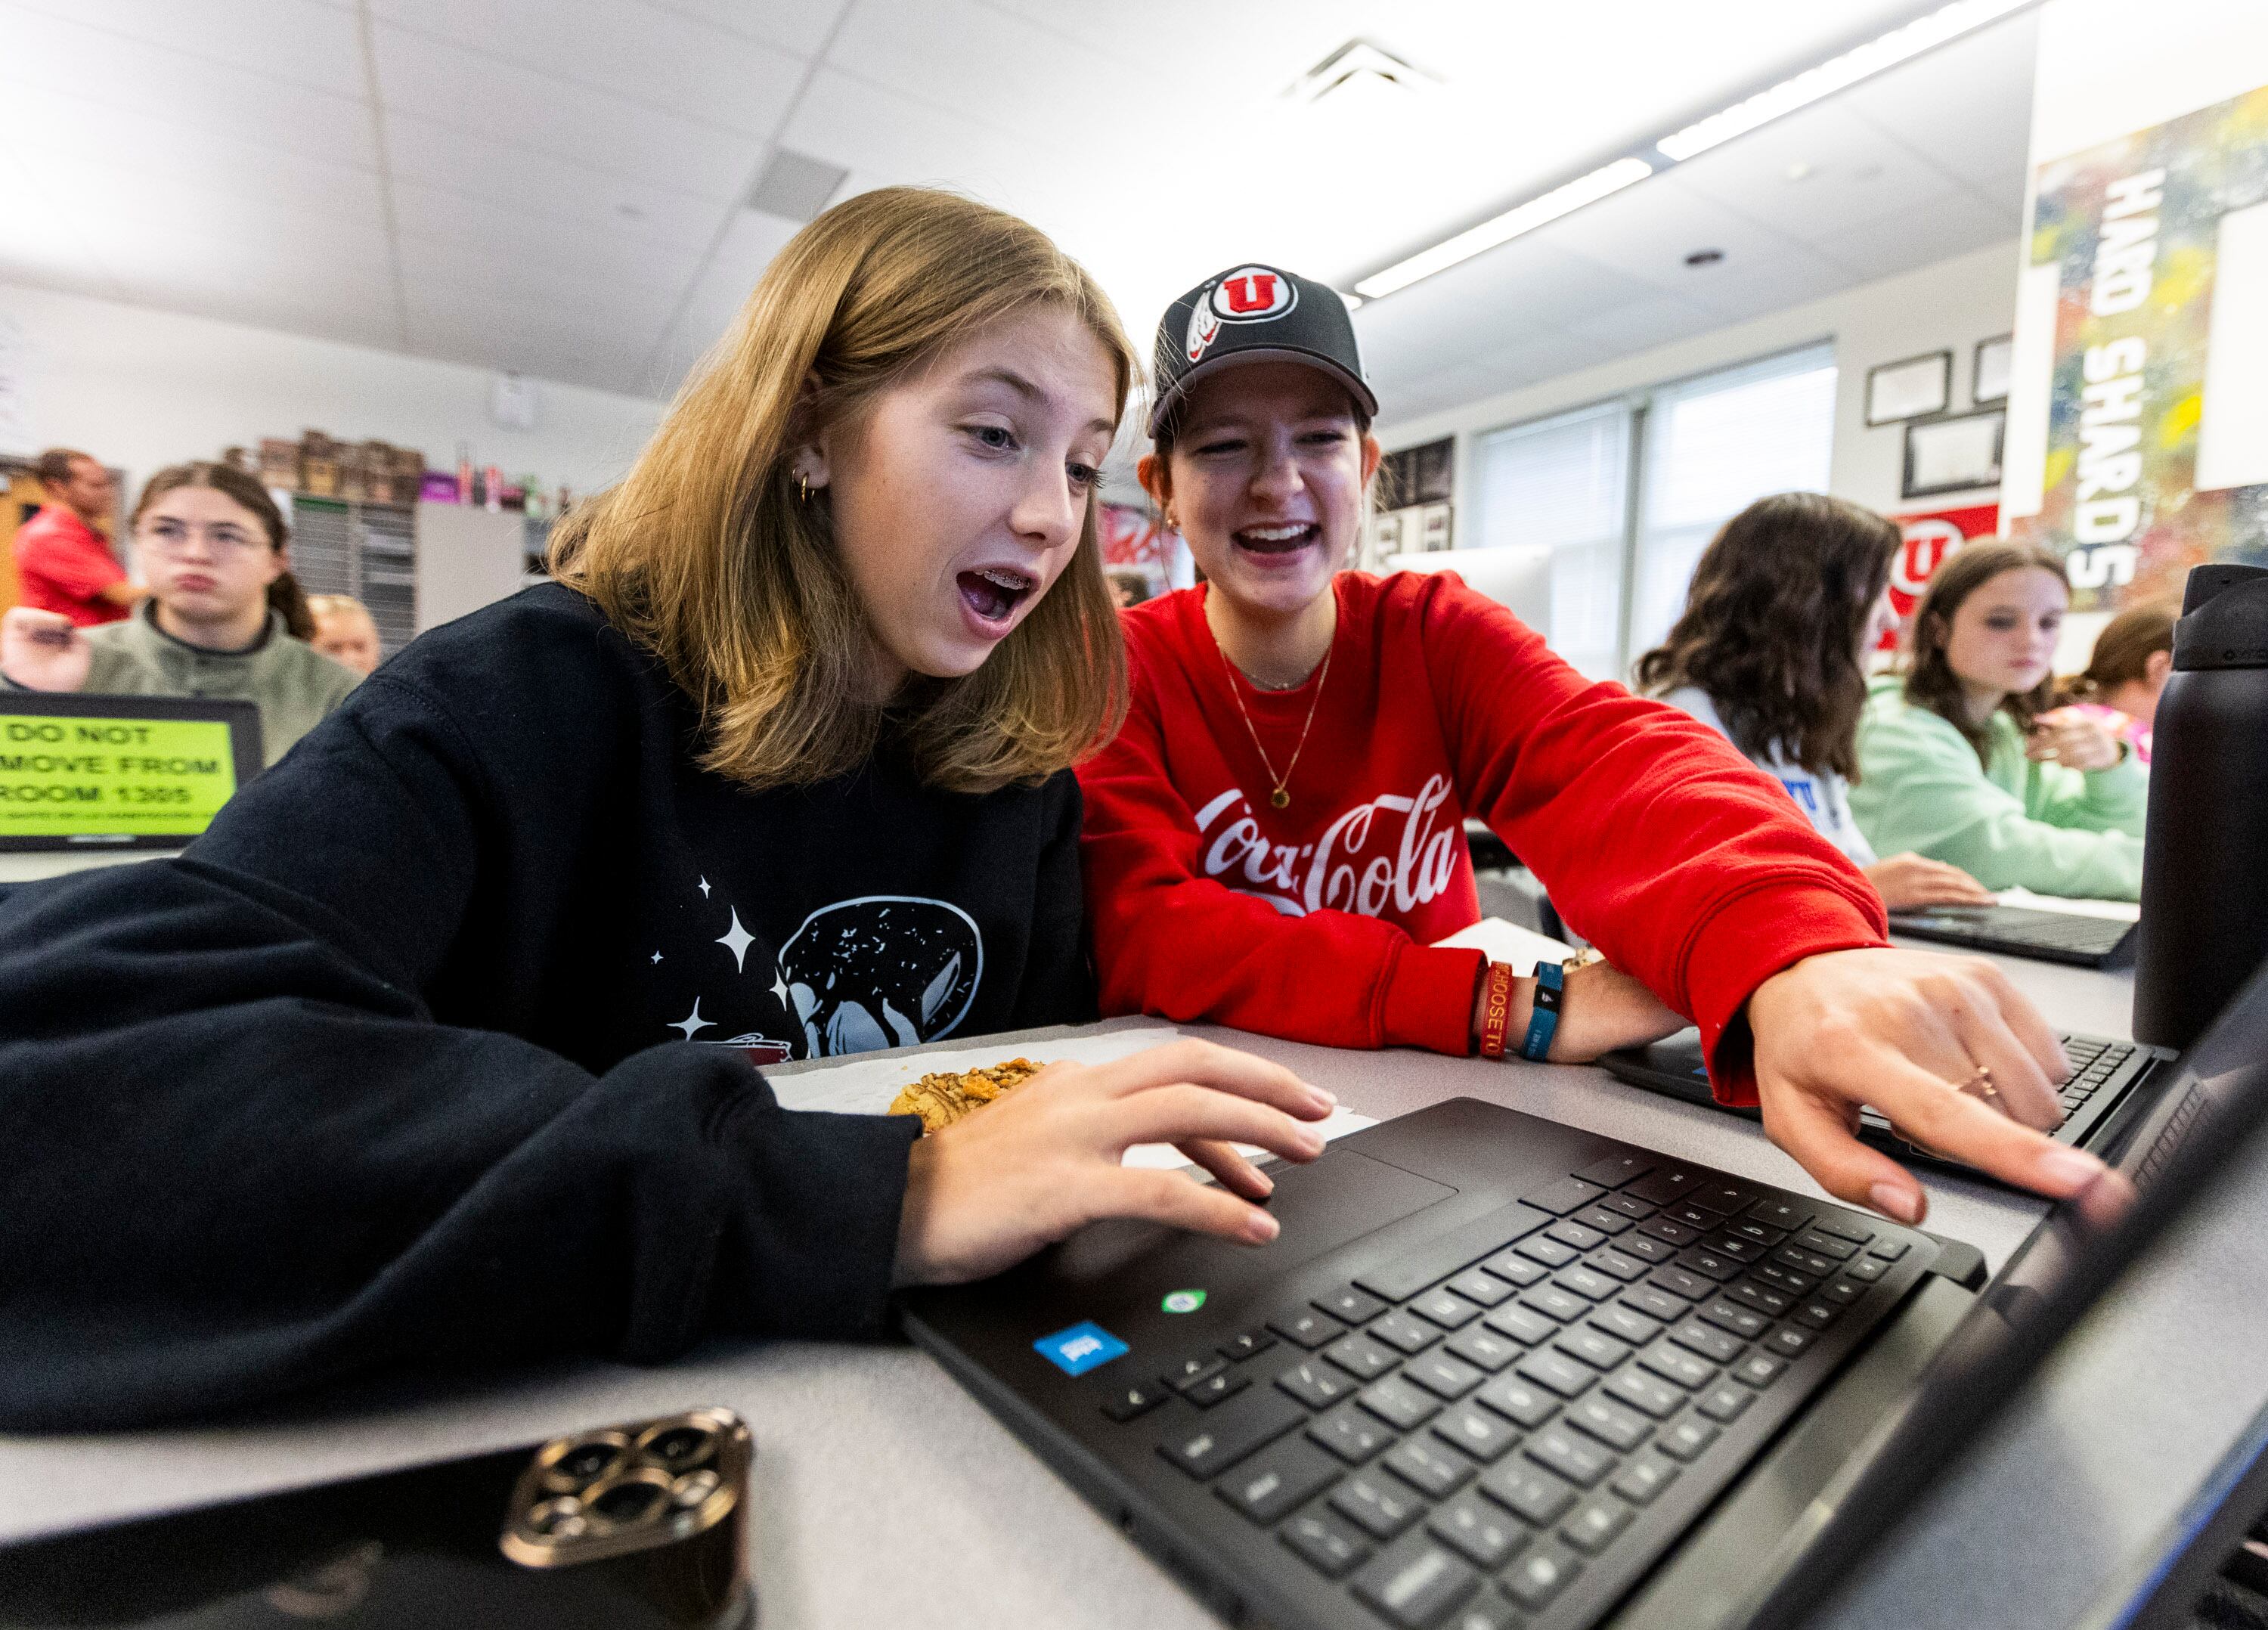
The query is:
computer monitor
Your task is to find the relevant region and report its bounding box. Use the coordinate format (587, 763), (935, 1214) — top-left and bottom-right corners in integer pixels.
(1384, 546), (1554, 632)
(0, 693), (263, 853)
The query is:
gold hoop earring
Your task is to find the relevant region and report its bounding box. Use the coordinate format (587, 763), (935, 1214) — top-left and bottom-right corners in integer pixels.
(797, 472), (811, 504)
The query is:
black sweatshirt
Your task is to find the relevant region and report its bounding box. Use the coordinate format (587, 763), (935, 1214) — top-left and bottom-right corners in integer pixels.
(0, 583), (1094, 1429)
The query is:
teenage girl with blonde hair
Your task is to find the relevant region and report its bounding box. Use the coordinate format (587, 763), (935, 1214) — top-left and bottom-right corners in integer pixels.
(0, 191), (1333, 1428)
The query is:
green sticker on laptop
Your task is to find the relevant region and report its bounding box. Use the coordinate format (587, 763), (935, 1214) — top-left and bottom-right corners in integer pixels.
(0, 713), (240, 838)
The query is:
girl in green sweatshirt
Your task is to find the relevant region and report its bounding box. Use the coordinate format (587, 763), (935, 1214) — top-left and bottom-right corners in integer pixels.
(1851, 541), (2146, 900)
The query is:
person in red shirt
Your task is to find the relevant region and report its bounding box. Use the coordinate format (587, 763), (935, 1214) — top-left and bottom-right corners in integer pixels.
(14, 448), (145, 626)
(1080, 262), (2111, 1225)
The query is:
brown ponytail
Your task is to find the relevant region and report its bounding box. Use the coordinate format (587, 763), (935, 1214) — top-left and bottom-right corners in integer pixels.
(2061, 599), (2175, 702)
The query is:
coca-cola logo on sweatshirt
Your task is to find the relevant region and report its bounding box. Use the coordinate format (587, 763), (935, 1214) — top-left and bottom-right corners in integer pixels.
(1192, 774), (1461, 919)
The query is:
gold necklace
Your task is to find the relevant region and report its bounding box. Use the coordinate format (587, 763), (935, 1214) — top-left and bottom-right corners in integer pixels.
(1216, 635), (1333, 810)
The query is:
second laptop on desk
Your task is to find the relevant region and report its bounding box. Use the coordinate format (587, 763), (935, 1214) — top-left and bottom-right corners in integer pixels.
(1602, 1026), (2174, 1185)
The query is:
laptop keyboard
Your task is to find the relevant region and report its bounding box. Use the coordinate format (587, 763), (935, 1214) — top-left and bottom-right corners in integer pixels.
(2060, 1036), (2141, 1120)
(1108, 1154), (1928, 1630)
(1892, 905), (2133, 958)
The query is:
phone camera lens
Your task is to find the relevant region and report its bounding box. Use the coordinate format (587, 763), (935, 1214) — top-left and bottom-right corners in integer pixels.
(528, 1498), (589, 1539)
(556, 1440), (621, 1484)
(671, 1469), (721, 1509)
(590, 1478), (668, 1526)
(538, 1431), (631, 1495)
(640, 1425), (716, 1471)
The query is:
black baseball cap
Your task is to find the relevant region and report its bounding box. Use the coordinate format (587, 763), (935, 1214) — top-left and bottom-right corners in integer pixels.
(1148, 263), (1377, 438)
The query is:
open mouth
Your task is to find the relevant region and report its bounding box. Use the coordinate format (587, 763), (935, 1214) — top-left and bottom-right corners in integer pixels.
(1233, 522), (1320, 556)
(956, 566), (1036, 626)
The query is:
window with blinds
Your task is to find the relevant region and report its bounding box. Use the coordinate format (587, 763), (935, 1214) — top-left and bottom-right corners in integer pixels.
(1626, 344), (1838, 665)
(1469, 401), (1631, 679)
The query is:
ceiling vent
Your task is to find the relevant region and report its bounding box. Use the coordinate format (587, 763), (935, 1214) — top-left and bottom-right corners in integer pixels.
(1288, 39), (1437, 104)
(746, 148), (850, 222)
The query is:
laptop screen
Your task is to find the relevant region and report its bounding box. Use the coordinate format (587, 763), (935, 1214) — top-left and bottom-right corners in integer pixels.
(0, 693), (264, 851)
(1751, 950), (2268, 1627)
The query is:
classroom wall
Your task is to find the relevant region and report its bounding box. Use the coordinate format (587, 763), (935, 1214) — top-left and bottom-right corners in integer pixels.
(0, 279), (665, 498)
(1374, 239), (2022, 522)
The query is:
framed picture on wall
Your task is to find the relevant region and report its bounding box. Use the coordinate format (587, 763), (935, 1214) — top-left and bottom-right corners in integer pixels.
(1973, 333), (2013, 403)
(1902, 408), (2006, 499)
(1866, 351), (1953, 424)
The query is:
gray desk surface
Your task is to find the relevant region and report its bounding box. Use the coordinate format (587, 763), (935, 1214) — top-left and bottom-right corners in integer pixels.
(0, 949), (2207, 1630)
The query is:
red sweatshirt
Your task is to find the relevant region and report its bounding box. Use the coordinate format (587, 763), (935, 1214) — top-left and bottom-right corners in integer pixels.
(1077, 572), (1889, 1104)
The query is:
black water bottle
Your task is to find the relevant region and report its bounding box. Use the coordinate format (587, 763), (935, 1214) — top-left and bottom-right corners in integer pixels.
(2133, 562), (2268, 1049)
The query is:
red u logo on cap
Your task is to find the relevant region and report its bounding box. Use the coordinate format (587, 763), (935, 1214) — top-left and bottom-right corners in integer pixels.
(1210, 267), (1297, 321)
(1222, 273), (1278, 314)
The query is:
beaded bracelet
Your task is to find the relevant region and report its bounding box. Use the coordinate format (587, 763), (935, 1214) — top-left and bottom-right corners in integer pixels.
(1476, 961), (1516, 1060)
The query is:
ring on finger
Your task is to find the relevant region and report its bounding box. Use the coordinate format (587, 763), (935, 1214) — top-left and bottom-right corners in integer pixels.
(1957, 1064), (1999, 1104)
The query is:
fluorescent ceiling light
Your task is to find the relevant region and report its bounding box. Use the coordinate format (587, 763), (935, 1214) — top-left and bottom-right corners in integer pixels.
(1656, 0), (2034, 161)
(1355, 157), (1653, 299)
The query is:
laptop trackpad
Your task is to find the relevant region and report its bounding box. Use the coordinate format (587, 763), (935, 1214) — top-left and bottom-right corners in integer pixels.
(1034, 1149), (1458, 1306)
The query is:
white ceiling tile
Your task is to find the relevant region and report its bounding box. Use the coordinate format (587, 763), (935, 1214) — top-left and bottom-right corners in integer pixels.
(367, 0), (807, 138)
(0, 85), (384, 229)
(1532, 172), (1818, 296)
(1669, 101), (1966, 242)
(392, 180), (710, 287)
(1466, 328), (1614, 392)
(11, 0), (367, 99)
(1374, 364), (1507, 429)
(1560, 294), (1720, 356)
(826, 0), (1125, 144)
(1809, 187), (2017, 281)
(370, 22), (766, 200)
(0, 2), (374, 170)
(398, 235), (685, 330)
(108, 282), (405, 356)
(1670, 243), (1857, 325)
(637, 0), (849, 60)
(407, 289), (667, 395)
(380, 112), (728, 251)
(657, 209), (800, 341)
(1839, 8), (2039, 192)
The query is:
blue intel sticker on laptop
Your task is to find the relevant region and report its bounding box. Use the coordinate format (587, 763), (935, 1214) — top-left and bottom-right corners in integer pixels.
(1033, 1321), (1128, 1377)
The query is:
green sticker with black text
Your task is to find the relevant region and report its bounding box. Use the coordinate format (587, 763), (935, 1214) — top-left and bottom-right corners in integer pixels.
(0, 714), (238, 838)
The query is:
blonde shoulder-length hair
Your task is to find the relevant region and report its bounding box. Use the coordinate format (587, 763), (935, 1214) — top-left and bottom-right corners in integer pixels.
(550, 187), (1136, 795)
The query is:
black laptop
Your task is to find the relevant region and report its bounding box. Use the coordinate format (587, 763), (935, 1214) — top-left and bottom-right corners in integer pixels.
(1600, 1025), (2174, 1184)
(899, 954), (2268, 1630)
(1887, 901), (2136, 967)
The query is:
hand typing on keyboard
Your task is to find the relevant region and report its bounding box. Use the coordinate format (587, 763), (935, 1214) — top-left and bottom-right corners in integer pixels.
(1745, 947), (2114, 1223)
(891, 1038), (1335, 1287)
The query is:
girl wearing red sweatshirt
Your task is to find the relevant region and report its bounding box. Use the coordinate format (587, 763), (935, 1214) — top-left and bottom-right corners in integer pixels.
(1079, 262), (2107, 1225)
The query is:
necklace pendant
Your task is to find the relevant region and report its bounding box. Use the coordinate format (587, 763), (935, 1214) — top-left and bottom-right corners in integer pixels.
(1269, 788), (1290, 810)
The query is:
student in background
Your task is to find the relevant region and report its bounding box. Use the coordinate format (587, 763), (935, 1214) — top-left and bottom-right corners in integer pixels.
(13, 447), (144, 626)
(0, 462), (357, 765)
(306, 592), (383, 677)
(2058, 598), (2175, 764)
(1637, 492), (1991, 910)
(1083, 262), (2105, 1238)
(0, 191), (1331, 1431)
(1107, 568), (1153, 609)
(1851, 541), (2146, 900)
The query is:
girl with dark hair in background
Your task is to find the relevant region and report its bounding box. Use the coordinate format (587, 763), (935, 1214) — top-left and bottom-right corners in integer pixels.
(1851, 541), (2146, 900)
(1637, 491), (1991, 910)
(0, 460), (356, 764)
(2059, 597), (2177, 764)
(0, 190), (1333, 1431)
(1083, 261), (2108, 1242)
